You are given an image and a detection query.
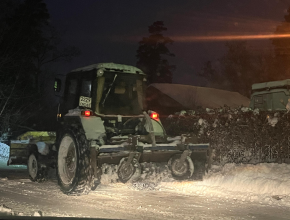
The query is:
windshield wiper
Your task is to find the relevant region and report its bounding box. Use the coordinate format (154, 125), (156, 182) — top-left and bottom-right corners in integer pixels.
(102, 74), (117, 106)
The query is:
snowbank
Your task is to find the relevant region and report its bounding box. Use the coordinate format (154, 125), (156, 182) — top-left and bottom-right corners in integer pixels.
(202, 163), (290, 196)
(99, 162), (290, 206)
(0, 204), (15, 216)
(0, 142), (10, 159)
(100, 162), (171, 189)
(0, 142), (26, 169)
(0, 204), (45, 217)
(160, 163), (290, 206)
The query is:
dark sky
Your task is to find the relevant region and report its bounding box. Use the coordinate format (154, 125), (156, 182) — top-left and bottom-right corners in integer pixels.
(44, 0), (290, 86)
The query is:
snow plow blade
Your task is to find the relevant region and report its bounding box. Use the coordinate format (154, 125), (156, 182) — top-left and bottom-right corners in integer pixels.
(98, 143), (208, 153)
(95, 135), (210, 181)
(8, 131), (56, 166)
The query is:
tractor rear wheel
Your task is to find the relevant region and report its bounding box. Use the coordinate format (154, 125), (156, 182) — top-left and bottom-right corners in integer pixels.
(117, 157), (141, 183)
(57, 127), (94, 195)
(168, 154), (194, 180)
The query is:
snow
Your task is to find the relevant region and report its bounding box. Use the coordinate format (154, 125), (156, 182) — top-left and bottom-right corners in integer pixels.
(241, 107), (250, 112)
(160, 163), (290, 206)
(0, 142), (10, 159)
(148, 83), (250, 109)
(2, 137), (290, 209)
(0, 205), (13, 216)
(0, 204), (44, 217)
(203, 163), (290, 196)
(1, 162), (290, 218)
(36, 142), (50, 155)
(267, 115), (279, 127)
(0, 142), (26, 170)
(167, 136), (181, 141)
(97, 161), (290, 208)
(286, 99), (290, 113)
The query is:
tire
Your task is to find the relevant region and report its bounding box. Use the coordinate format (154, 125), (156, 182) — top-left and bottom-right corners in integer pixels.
(117, 157), (141, 183)
(168, 154), (194, 180)
(57, 127), (94, 195)
(27, 153), (47, 182)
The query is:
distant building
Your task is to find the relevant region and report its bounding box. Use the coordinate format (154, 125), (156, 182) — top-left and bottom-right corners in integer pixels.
(146, 83), (250, 116)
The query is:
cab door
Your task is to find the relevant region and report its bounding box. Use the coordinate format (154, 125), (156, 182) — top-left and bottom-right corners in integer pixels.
(61, 71), (95, 114)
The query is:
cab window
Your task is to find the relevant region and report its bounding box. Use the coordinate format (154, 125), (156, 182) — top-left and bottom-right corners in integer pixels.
(80, 80), (92, 97)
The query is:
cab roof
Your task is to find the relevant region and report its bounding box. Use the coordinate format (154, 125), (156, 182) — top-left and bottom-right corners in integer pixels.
(70, 63), (145, 75)
(252, 79), (290, 91)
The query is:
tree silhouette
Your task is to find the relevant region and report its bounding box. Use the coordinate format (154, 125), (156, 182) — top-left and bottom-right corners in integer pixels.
(136, 21), (175, 84)
(200, 41), (275, 97)
(271, 7), (290, 79)
(0, 0), (80, 135)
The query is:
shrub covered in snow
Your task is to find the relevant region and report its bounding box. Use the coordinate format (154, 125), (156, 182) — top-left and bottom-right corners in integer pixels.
(163, 107), (290, 165)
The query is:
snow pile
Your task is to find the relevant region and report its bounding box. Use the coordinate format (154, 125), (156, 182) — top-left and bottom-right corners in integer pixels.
(160, 163), (290, 205)
(100, 162), (172, 190)
(100, 164), (119, 185)
(0, 204), (44, 217)
(100, 162), (290, 206)
(130, 162), (171, 190)
(0, 142), (26, 169)
(0, 142), (10, 159)
(202, 163), (290, 195)
(36, 142), (49, 155)
(0, 205), (13, 216)
(0, 204), (25, 216)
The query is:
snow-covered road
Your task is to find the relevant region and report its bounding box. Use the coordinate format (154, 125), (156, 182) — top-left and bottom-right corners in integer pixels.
(1, 157), (290, 220)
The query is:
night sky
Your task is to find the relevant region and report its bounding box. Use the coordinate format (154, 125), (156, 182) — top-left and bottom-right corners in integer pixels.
(44, 0), (290, 86)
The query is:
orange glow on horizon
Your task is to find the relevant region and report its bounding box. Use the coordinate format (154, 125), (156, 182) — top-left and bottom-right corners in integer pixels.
(171, 33), (290, 42)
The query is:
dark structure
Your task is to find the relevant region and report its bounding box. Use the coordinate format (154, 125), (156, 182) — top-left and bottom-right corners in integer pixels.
(146, 83), (250, 116)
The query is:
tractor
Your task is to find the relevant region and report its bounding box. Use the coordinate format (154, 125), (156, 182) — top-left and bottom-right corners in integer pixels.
(8, 63), (209, 195)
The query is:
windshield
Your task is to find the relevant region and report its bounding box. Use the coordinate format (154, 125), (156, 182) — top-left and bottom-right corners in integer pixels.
(99, 73), (142, 115)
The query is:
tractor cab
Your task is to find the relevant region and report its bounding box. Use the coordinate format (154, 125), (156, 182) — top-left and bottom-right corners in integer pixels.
(55, 63), (166, 143)
(58, 63), (146, 116)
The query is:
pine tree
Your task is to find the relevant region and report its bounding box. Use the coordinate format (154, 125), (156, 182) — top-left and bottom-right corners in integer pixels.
(136, 21), (175, 84)
(271, 7), (290, 79)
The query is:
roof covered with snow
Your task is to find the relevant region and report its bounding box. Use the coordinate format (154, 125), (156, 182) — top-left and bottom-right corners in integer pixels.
(149, 83), (250, 109)
(70, 63), (145, 75)
(252, 79), (290, 91)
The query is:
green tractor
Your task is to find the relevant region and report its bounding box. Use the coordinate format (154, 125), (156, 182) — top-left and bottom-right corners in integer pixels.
(8, 63), (209, 195)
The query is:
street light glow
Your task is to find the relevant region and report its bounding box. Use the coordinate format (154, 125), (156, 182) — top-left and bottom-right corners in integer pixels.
(171, 33), (290, 42)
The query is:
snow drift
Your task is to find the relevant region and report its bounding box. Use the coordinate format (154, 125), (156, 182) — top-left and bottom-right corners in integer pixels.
(98, 162), (290, 206)
(0, 142), (9, 159)
(0, 142), (26, 169)
(160, 163), (290, 206)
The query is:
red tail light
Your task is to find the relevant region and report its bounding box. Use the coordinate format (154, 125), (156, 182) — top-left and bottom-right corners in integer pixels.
(150, 112), (159, 120)
(82, 110), (91, 117)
